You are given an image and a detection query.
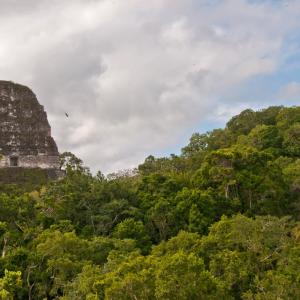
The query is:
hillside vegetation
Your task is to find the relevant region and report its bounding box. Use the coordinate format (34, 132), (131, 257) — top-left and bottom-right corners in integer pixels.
(0, 106), (300, 299)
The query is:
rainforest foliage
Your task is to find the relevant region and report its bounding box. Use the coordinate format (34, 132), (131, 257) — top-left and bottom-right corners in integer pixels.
(0, 106), (300, 299)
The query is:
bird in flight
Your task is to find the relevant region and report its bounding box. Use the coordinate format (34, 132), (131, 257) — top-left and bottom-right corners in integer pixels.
(65, 112), (69, 118)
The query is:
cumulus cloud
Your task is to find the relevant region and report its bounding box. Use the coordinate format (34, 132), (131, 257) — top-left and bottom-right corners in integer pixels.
(0, 0), (299, 173)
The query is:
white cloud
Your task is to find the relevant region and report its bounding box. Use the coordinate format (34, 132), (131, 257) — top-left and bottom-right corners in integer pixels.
(0, 0), (299, 173)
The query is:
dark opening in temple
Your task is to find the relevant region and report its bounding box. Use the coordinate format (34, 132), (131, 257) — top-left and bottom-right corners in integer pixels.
(10, 156), (19, 167)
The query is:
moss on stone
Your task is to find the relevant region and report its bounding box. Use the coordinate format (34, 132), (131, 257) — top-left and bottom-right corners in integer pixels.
(0, 168), (53, 193)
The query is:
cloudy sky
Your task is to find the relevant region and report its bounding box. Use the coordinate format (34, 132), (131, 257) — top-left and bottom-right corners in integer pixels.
(0, 0), (299, 173)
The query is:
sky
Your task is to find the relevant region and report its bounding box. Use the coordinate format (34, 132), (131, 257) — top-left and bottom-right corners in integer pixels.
(0, 0), (299, 173)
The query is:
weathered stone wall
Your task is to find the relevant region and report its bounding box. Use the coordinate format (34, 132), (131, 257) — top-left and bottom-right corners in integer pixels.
(0, 155), (60, 169)
(0, 167), (65, 187)
(0, 81), (61, 171)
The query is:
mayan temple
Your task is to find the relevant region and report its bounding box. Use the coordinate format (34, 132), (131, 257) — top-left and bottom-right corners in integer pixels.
(0, 80), (62, 181)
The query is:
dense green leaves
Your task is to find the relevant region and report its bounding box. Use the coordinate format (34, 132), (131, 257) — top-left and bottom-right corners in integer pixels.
(0, 106), (299, 299)
(0, 270), (22, 299)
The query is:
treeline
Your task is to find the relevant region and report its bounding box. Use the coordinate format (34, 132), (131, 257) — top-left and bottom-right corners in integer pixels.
(0, 106), (299, 299)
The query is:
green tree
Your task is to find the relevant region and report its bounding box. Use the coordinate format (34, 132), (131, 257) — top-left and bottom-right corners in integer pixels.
(0, 270), (22, 300)
(155, 251), (225, 300)
(113, 219), (151, 254)
(283, 123), (300, 156)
